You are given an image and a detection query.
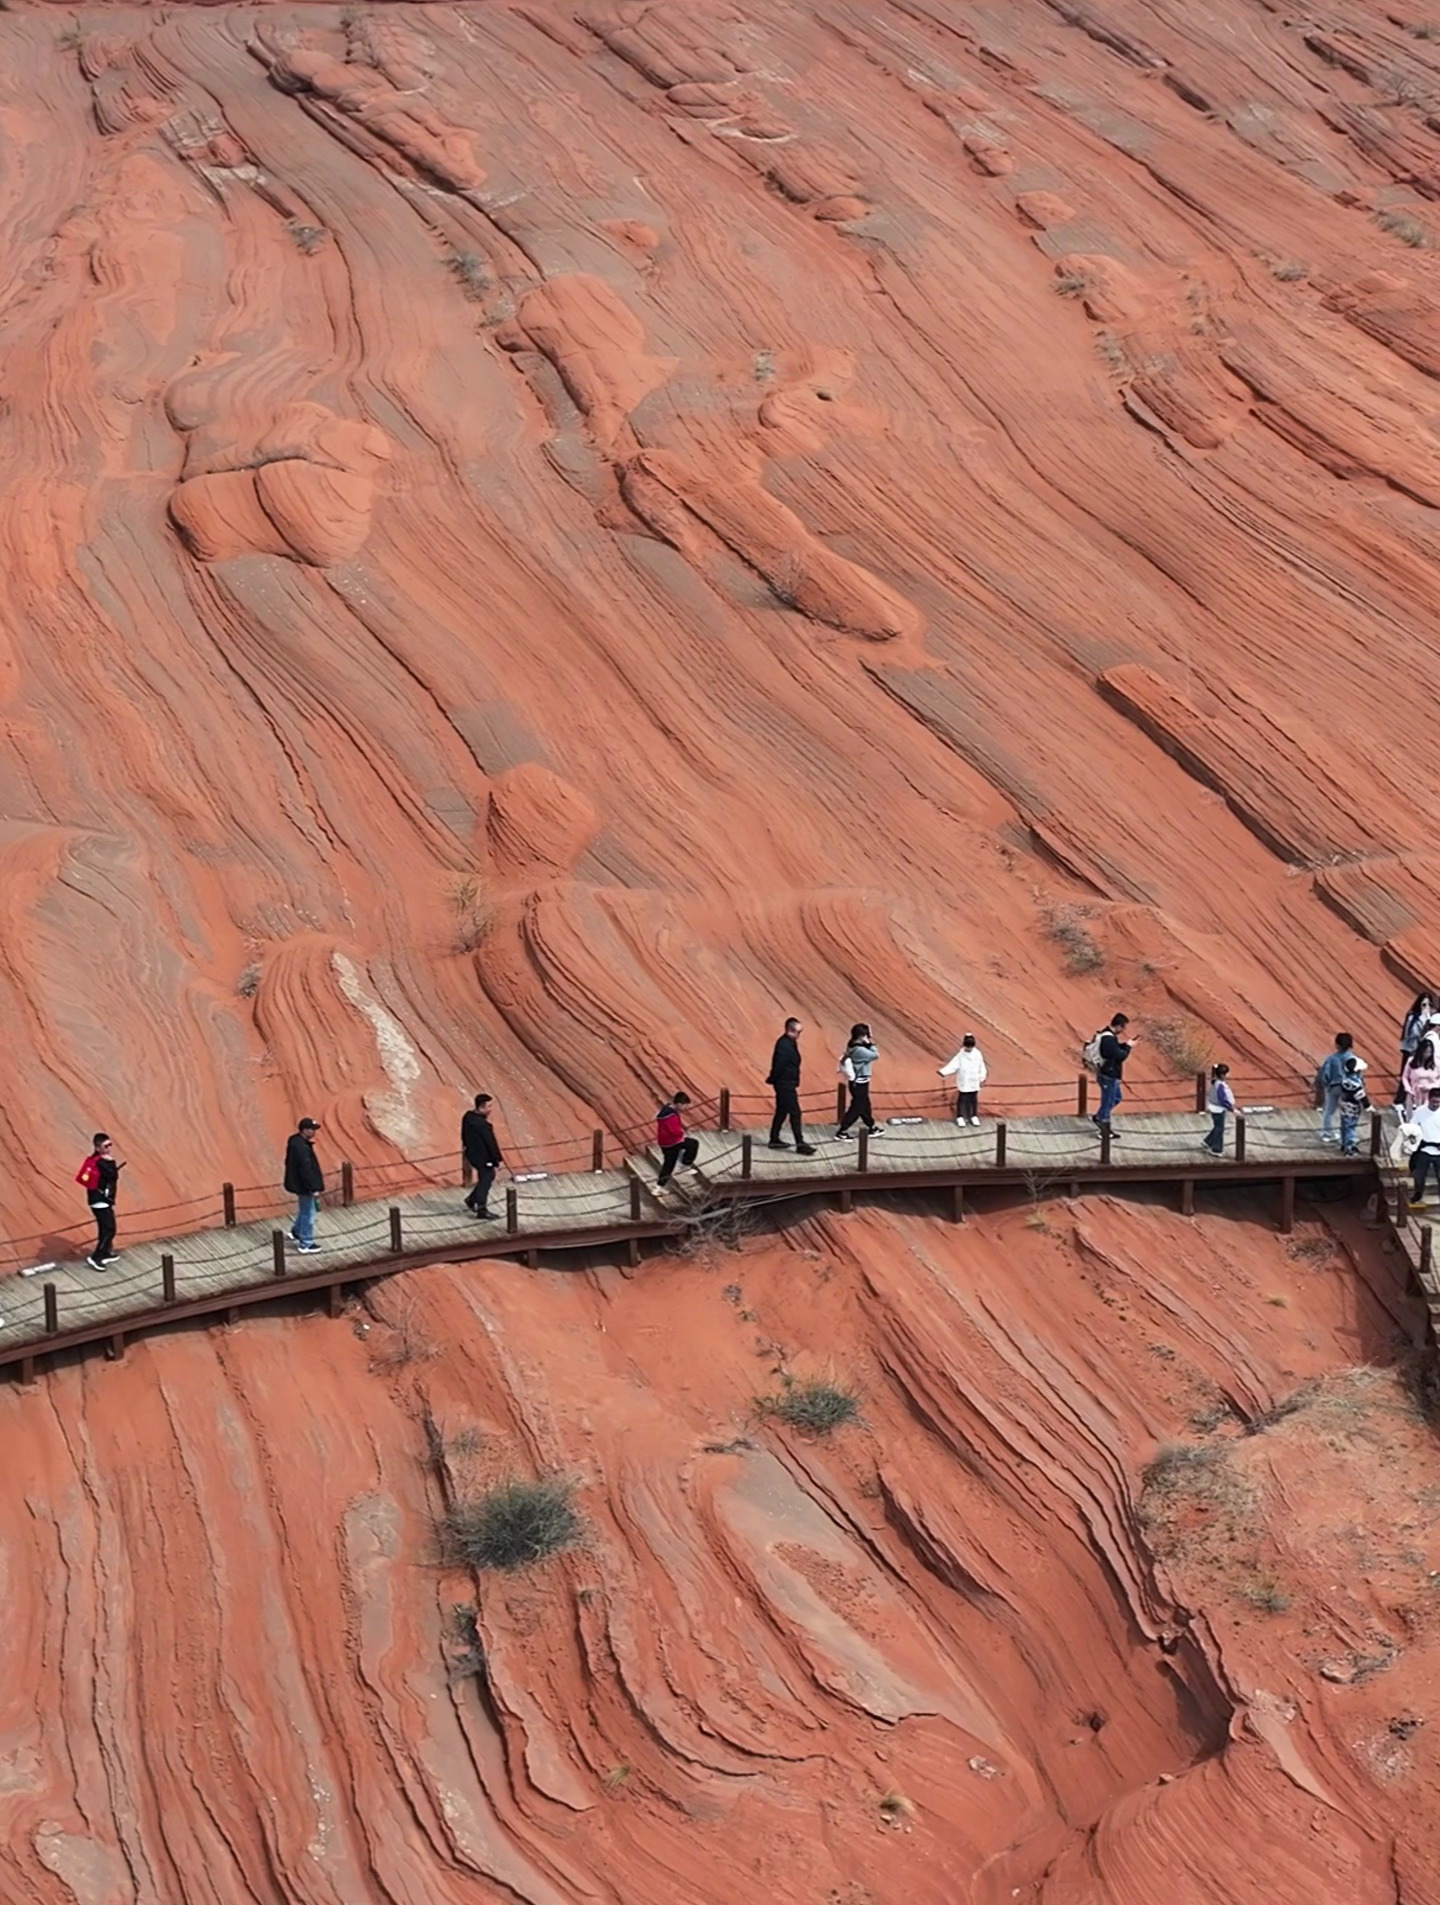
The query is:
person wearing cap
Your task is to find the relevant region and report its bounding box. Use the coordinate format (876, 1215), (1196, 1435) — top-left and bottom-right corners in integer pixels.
(284, 1118), (325, 1252)
(938, 1034), (988, 1125)
(1410, 1086), (1440, 1207)
(461, 1093), (503, 1218)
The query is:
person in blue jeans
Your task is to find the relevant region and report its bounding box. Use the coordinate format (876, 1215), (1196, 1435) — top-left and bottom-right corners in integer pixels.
(284, 1117), (324, 1253)
(1203, 1063), (1236, 1155)
(1317, 1033), (1364, 1142)
(1092, 1013), (1136, 1137)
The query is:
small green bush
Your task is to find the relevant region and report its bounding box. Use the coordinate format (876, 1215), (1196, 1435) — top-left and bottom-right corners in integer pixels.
(444, 1478), (581, 1571)
(763, 1378), (859, 1436)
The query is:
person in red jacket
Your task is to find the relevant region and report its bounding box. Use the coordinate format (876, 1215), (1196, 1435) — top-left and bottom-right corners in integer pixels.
(76, 1133), (124, 1270)
(655, 1092), (700, 1186)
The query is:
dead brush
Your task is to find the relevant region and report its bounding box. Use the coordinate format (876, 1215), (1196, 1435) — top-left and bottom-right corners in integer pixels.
(368, 1292), (440, 1371)
(1041, 903), (1103, 976)
(1149, 1016), (1216, 1077)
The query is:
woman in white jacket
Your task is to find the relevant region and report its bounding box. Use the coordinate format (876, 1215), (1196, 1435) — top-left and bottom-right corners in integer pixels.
(939, 1034), (987, 1125)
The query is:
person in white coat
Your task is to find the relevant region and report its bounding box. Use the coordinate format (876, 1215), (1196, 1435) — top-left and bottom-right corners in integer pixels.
(939, 1034), (987, 1125)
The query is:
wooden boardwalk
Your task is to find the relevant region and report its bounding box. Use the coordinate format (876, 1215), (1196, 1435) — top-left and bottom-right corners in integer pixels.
(0, 1108), (1374, 1378)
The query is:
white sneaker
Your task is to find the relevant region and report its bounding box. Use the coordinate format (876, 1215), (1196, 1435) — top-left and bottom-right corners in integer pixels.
(969, 1118), (981, 1126)
(955, 1118), (966, 1127)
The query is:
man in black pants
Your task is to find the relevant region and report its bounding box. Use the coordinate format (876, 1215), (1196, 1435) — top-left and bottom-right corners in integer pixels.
(76, 1132), (123, 1271)
(767, 1017), (816, 1154)
(461, 1093), (504, 1218)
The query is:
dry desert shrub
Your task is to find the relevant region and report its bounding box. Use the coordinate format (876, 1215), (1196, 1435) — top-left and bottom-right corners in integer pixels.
(443, 1478), (582, 1571)
(446, 874), (492, 953)
(761, 1373), (860, 1436)
(1377, 209), (1427, 247)
(1150, 1015), (1216, 1076)
(1041, 903), (1104, 976)
(447, 248), (490, 299)
(285, 220), (328, 254)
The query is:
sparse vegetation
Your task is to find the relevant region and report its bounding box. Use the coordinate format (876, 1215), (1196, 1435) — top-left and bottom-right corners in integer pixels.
(1266, 258), (1308, 282)
(1150, 1015), (1216, 1077)
(677, 1194), (758, 1258)
(57, 23), (83, 48)
(443, 1477), (582, 1571)
(285, 220), (328, 255)
(1377, 209), (1428, 248)
(603, 1762), (633, 1790)
(753, 349), (776, 382)
(1055, 270), (1090, 297)
(878, 1790), (915, 1825)
(368, 1294), (440, 1371)
(1412, 22), (1440, 40)
(447, 248), (490, 300)
(1240, 1575), (1292, 1614)
(761, 1374), (860, 1436)
(446, 873), (492, 953)
(1042, 904), (1104, 976)
(237, 962), (261, 999)
(1246, 1383), (1317, 1434)
(1023, 1209), (1051, 1232)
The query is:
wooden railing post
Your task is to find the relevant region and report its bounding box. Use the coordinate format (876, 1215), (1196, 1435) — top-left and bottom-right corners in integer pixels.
(222, 1182), (236, 1227)
(719, 1087), (731, 1131)
(1395, 1179), (1409, 1230)
(1100, 1123), (1111, 1166)
(341, 1161), (355, 1206)
(1194, 1070), (1206, 1113)
(1423, 1227), (1434, 1278)
(1370, 1110), (1382, 1159)
(1234, 1114), (1246, 1163)
(461, 1158), (473, 1187)
(858, 1128), (869, 1173)
(272, 1231), (287, 1278)
(506, 1186), (518, 1234)
(741, 1134), (753, 1180)
(592, 1130), (604, 1172)
(629, 1177), (642, 1220)
(836, 1083), (846, 1122)
(389, 1206), (403, 1253)
(995, 1120), (1007, 1167)
(162, 1254), (176, 1303)
(43, 1282), (58, 1335)
(1077, 1073), (1089, 1117)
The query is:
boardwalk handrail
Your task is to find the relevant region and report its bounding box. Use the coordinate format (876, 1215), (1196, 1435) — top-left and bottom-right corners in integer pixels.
(1, 1070), (1316, 1274)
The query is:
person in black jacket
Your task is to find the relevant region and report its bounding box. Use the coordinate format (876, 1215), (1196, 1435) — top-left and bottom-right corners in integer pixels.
(767, 1017), (816, 1154)
(76, 1133), (124, 1270)
(1093, 1014), (1138, 1137)
(284, 1118), (325, 1252)
(461, 1093), (504, 1218)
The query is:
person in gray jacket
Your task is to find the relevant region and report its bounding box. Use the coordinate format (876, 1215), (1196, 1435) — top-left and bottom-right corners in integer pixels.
(836, 1024), (882, 1139)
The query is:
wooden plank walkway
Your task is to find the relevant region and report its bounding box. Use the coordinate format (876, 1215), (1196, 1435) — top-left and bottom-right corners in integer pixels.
(0, 1109), (1372, 1377)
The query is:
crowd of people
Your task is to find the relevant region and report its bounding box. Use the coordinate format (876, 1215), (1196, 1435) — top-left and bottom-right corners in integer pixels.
(70, 998), (1440, 1270)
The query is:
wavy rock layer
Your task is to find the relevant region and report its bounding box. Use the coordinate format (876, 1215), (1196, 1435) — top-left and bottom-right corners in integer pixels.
(5, 0), (1440, 1896)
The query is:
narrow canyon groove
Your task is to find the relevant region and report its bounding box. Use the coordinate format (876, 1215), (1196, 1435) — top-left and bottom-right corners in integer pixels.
(4, 0), (1440, 1897)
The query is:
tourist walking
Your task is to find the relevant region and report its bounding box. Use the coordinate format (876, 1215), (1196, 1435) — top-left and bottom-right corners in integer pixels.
(1402, 1034), (1440, 1115)
(655, 1091), (700, 1185)
(284, 1118), (324, 1253)
(1203, 1064), (1236, 1155)
(1398, 992), (1434, 1105)
(939, 1034), (987, 1125)
(836, 1025), (881, 1138)
(1318, 1033), (1365, 1140)
(1092, 1014), (1136, 1136)
(1337, 1056), (1369, 1157)
(461, 1093), (503, 1218)
(75, 1133), (123, 1270)
(1409, 1086), (1440, 1207)
(767, 1018), (815, 1154)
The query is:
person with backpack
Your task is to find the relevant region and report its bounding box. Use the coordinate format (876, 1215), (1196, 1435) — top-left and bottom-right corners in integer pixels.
(1409, 1085), (1440, 1206)
(1398, 992), (1434, 1105)
(1318, 1033), (1365, 1139)
(766, 1018), (815, 1155)
(75, 1133), (123, 1270)
(460, 1093), (503, 1218)
(938, 1034), (987, 1124)
(1337, 1055), (1369, 1157)
(836, 1025), (882, 1139)
(655, 1091), (701, 1185)
(1089, 1013), (1136, 1135)
(284, 1118), (324, 1253)
(1203, 1063), (1236, 1155)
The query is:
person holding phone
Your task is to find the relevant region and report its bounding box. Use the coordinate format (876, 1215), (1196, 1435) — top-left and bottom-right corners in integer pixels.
(75, 1133), (124, 1270)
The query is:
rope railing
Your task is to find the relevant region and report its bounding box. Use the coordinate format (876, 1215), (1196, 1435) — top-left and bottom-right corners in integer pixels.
(0, 1070), (1331, 1282)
